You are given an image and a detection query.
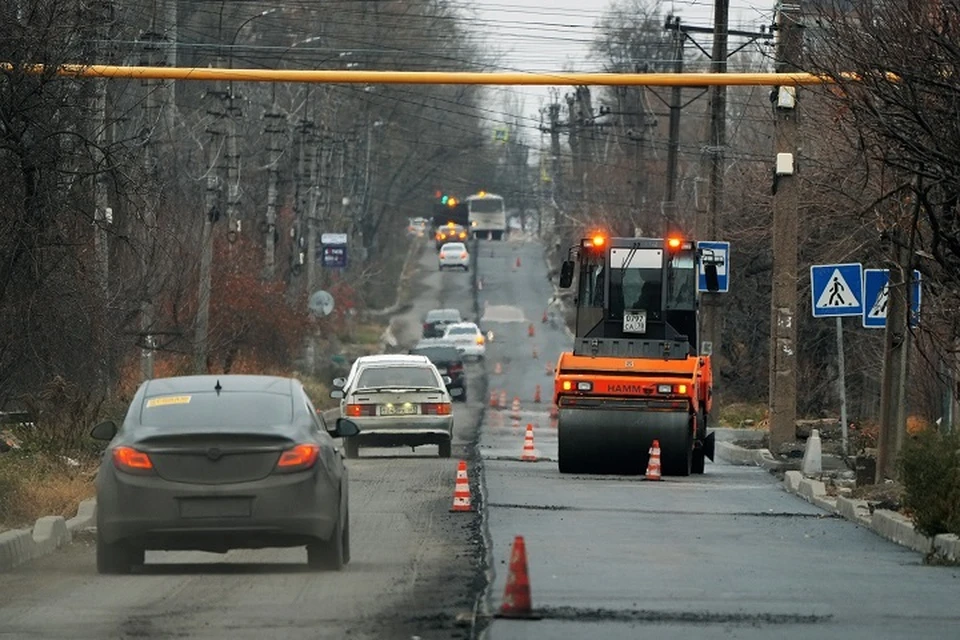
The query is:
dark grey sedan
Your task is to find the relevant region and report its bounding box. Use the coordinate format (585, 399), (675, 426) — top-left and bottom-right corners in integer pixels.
(91, 374), (360, 574)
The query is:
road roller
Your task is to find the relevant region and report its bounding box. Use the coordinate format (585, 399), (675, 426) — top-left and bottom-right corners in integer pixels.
(553, 234), (721, 476)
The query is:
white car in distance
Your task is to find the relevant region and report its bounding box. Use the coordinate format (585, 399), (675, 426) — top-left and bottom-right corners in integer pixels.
(438, 242), (469, 271)
(330, 355), (460, 458)
(442, 322), (486, 360)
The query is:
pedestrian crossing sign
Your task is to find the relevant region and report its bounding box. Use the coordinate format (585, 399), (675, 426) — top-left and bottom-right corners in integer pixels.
(810, 263), (863, 318)
(862, 268), (921, 329)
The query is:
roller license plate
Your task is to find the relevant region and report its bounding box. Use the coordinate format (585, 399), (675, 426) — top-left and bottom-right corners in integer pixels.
(379, 403), (419, 416)
(623, 311), (647, 334)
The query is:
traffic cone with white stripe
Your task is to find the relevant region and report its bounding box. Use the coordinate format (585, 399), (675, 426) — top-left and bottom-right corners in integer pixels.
(534, 385), (541, 403)
(495, 362), (502, 375)
(490, 390), (498, 408)
(532, 346), (538, 359)
(645, 440), (662, 481)
(521, 424), (537, 462)
(496, 535), (540, 619)
(511, 397), (521, 420)
(450, 460), (474, 512)
(499, 391), (507, 409)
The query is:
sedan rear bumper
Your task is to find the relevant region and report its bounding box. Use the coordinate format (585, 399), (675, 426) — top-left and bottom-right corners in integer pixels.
(349, 415), (453, 446)
(96, 469), (339, 551)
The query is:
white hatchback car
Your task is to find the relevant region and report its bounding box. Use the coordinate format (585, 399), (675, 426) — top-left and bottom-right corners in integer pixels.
(330, 354), (460, 458)
(442, 322), (486, 359)
(438, 242), (469, 271)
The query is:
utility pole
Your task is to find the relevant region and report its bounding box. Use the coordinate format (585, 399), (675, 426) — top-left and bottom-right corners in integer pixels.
(194, 79), (224, 374)
(88, 0), (113, 390)
(664, 16), (685, 236)
(768, 2), (804, 453)
(876, 229), (912, 481)
(263, 89), (285, 279)
(701, 0), (729, 404)
(305, 129), (324, 295)
(566, 92), (580, 212)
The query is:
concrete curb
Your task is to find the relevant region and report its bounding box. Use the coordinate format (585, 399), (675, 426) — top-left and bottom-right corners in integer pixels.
(0, 497), (97, 572)
(782, 470), (960, 563)
(714, 440), (785, 471)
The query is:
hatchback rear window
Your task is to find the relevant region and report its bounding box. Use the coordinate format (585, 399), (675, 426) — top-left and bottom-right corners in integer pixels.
(140, 391), (293, 428)
(447, 326), (476, 335)
(410, 347), (461, 363)
(357, 366), (440, 389)
(426, 310), (461, 322)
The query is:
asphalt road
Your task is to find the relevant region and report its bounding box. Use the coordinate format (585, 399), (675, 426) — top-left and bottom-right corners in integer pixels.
(0, 242), (487, 640)
(473, 237), (960, 640)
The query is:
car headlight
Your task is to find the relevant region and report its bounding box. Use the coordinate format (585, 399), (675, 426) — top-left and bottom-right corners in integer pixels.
(577, 381), (592, 391)
(657, 384), (672, 394)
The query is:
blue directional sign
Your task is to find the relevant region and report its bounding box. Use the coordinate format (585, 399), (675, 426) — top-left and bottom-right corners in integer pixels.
(811, 263), (863, 318)
(697, 241), (729, 293)
(862, 268), (921, 329)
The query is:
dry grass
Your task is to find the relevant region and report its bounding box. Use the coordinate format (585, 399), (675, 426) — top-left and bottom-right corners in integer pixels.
(0, 452), (96, 530)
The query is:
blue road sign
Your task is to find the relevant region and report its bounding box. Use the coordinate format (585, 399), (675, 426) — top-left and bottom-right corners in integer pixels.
(811, 263), (863, 318)
(697, 241), (729, 293)
(862, 268), (921, 329)
(321, 244), (348, 269)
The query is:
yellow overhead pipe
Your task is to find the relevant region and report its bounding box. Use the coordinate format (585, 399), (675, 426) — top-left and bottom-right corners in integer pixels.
(0, 63), (858, 86)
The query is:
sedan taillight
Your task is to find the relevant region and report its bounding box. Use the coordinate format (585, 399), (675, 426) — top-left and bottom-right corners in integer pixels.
(421, 402), (452, 416)
(346, 403), (377, 417)
(112, 446), (154, 474)
(439, 252), (446, 259)
(275, 444), (320, 473)
(460, 252), (467, 259)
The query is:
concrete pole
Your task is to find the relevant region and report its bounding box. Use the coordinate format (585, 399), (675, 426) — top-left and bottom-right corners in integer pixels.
(768, 3), (804, 453)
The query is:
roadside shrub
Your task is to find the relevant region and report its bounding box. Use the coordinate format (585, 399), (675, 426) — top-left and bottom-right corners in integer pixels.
(0, 451), (95, 529)
(898, 428), (960, 537)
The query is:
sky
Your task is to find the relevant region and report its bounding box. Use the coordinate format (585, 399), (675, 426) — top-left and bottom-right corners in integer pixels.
(458, 0), (779, 142)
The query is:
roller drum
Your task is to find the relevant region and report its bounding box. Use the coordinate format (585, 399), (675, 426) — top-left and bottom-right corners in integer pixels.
(557, 408), (692, 476)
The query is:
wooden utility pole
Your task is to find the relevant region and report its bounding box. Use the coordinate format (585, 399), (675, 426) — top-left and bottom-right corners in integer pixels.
(876, 230), (912, 481)
(769, 2), (804, 453)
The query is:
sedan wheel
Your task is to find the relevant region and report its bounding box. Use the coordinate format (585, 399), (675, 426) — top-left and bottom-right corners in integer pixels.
(97, 534), (143, 575)
(438, 439), (452, 458)
(307, 513), (345, 571)
(343, 437), (359, 459)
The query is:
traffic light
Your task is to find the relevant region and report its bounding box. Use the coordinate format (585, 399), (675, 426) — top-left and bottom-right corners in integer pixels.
(447, 197), (458, 207)
(441, 195), (449, 205)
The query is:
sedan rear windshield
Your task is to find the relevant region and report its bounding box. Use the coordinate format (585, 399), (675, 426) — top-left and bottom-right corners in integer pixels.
(140, 391), (293, 428)
(410, 347), (461, 363)
(357, 366), (440, 389)
(426, 310), (460, 322)
(442, 243), (466, 251)
(446, 326), (477, 335)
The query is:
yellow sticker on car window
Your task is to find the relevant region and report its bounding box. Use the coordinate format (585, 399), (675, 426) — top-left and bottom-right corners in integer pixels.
(145, 395), (192, 408)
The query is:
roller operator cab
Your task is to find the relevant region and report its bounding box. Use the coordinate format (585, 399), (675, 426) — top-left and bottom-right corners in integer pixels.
(554, 234), (722, 476)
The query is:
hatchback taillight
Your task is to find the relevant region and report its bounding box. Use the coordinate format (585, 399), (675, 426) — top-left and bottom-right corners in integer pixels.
(346, 403), (376, 417)
(112, 446), (154, 474)
(460, 252), (467, 259)
(440, 252), (446, 259)
(421, 402), (452, 416)
(275, 444), (320, 473)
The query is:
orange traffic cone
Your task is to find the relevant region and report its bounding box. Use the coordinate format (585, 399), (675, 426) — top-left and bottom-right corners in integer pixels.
(499, 391), (507, 409)
(534, 385), (541, 403)
(497, 536), (540, 619)
(490, 390), (498, 408)
(528, 323), (535, 337)
(541, 310), (548, 323)
(645, 440), (662, 481)
(516, 256), (521, 268)
(450, 460), (474, 512)
(521, 424), (537, 461)
(511, 397), (521, 419)
(532, 347), (538, 359)
(495, 362), (503, 375)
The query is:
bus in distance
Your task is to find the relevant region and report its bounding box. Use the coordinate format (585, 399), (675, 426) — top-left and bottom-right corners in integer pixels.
(466, 192), (506, 240)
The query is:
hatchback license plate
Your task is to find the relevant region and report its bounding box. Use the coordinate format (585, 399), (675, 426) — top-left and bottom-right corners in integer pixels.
(623, 311), (647, 334)
(379, 403), (419, 416)
(179, 498), (251, 519)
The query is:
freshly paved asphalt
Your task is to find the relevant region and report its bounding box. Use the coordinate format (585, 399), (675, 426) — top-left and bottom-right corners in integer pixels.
(474, 236), (960, 640)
